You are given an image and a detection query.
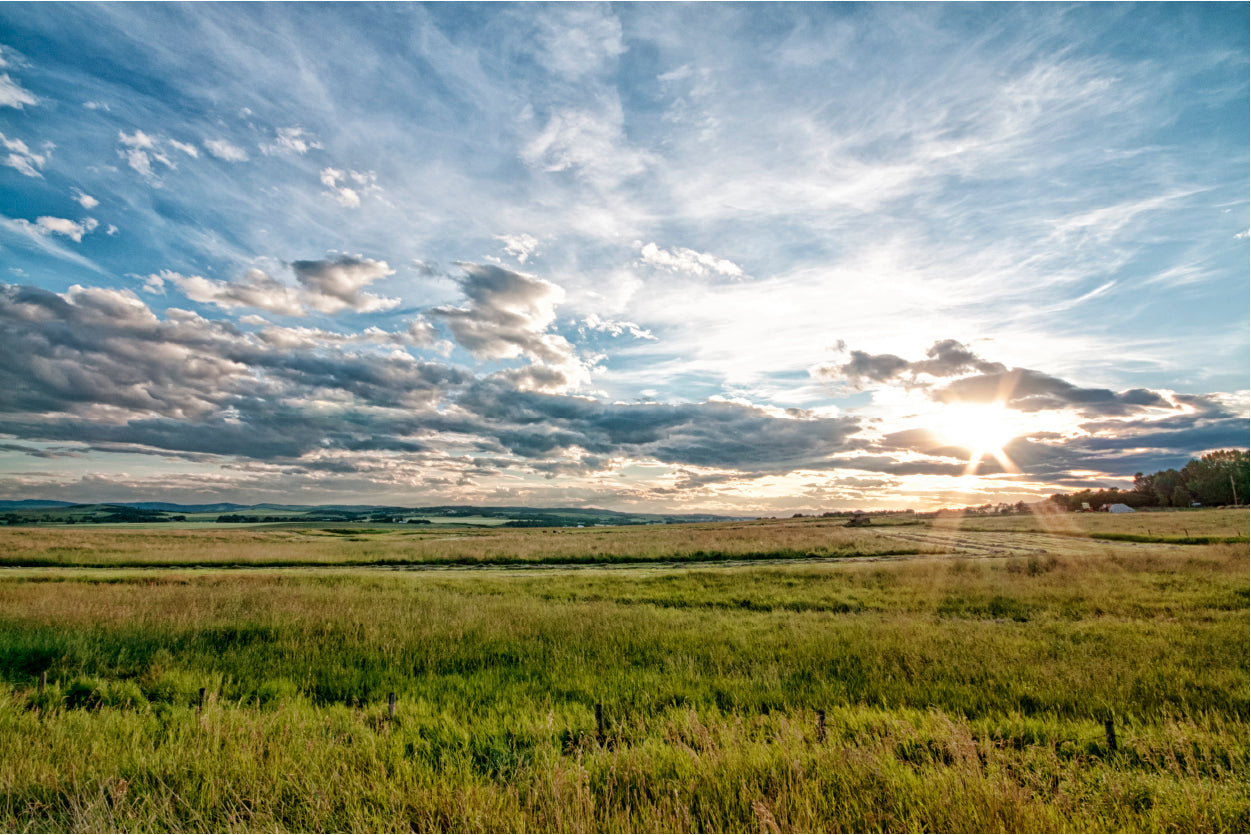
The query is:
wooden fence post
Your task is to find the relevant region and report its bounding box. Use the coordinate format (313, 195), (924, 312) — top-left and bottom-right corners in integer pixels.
(816, 709), (827, 742)
(1104, 718), (1117, 752)
(388, 691), (397, 720)
(595, 702), (605, 744)
(198, 687), (206, 712)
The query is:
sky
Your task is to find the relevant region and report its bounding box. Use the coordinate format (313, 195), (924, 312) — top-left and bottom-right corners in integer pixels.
(0, 2), (1247, 514)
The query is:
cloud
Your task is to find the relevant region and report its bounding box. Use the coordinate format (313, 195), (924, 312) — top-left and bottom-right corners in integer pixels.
(496, 233), (540, 264)
(0, 72), (37, 108)
(457, 381), (862, 473)
(636, 241), (745, 279)
(118, 130), (174, 180)
(819, 339), (1008, 386)
(1, 131), (49, 177)
(580, 313), (656, 341)
(935, 367), (1175, 418)
(521, 97), (652, 191)
(433, 263), (577, 367)
(290, 256), (399, 314)
(533, 5), (626, 78)
(29, 216), (99, 243)
(72, 189), (99, 209)
(168, 138), (199, 158)
(261, 126), (321, 156)
(320, 167), (379, 208)
(169, 268), (307, 316)
(204, 138), (248, 162)
(168, 256), (399, 316)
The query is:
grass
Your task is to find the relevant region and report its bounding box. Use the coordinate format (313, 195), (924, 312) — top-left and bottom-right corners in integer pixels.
(0, 511), (1246, 831)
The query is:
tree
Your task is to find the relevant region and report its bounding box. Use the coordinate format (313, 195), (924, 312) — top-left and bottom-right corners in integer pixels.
(1182, 449), (1250, 506)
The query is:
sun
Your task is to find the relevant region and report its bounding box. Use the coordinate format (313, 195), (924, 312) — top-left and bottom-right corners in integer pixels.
(932, 403), (1020, 474)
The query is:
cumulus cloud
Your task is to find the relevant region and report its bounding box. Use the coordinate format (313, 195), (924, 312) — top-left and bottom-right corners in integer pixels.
(168, 256), (399, 317)
(204, 138), (248, 162)
(0, 72), (37, 108)
(0, 280), (867, 479)
(320, 167), (379, 208)
(433, 263), (576, 367)
(72, 189), (99, 209)
(290, 256), (400, 314)
(30, 215), (99, 243)
(169, 268), (307, 316)
(636, 241), (745, 279)
(0, 282), (465, 449)
(1, 131), (49, 177)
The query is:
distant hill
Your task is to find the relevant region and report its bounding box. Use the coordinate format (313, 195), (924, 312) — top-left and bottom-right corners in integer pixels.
(1, 501), (746, 526)
(0, 500), (77, 510)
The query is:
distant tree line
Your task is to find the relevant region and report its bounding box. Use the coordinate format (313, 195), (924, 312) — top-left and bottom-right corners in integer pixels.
(1049, 449), (1249, 511)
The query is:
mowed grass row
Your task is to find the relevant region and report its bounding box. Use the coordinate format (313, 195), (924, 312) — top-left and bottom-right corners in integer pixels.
(0, 543), (1246, 831)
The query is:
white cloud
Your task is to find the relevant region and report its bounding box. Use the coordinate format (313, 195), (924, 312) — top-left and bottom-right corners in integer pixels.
(170, 268), (307, 317)
(33, 216), (98, 243)
(581, 313), (656, 341)
(0, 132), (49, 177)
(72, 189), (99, 210)
(636, 242), (745, 279)
(118, 130), (173, 181)
(521, 97), (652, 191)
(204, 138), (248, 162)
(496, 233), (540, 264)
(82, 100), (110, 111)
(320, 167), (378, 208)
(168, 139), (199, 158)
(141, 274), (166, 295)
(534, 6), (625, 79)
(262, 126), (321, 156)
(0, 73), (37, 109)
(168, 256), (399, 317)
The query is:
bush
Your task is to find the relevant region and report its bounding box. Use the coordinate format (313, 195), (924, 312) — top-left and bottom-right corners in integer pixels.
(65, 676), (107, 710)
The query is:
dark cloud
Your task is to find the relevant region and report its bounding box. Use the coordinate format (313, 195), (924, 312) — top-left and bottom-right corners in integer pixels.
(912, 339), (1007, 377)
(454, 381), (863, 473)
(432, 263), (577, 368)
(936, 368), (1175, 417)
(820, 339), (1005, 385)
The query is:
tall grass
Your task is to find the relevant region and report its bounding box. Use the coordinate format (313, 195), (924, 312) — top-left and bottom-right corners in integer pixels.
(0, 536), (1246, 831)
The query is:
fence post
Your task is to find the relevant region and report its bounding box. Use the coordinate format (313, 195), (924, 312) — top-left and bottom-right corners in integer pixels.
(595, 702), (605, 744)
(39, 670), (46, 695)
(198, 687), (206, 712)
(816, 709), (827, 742)
(388, 691), (397, 720)
(1104, 718), (1117, 752)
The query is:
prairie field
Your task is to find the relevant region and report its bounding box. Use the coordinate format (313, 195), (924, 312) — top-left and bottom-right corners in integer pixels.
(0, 509), (1246, 832)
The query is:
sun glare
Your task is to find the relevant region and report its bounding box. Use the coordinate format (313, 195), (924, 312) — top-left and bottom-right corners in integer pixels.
(933, 403), (1020, 474)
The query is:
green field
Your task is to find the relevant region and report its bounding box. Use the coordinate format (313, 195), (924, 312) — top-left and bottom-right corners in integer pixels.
(0, 510), (1246, 831)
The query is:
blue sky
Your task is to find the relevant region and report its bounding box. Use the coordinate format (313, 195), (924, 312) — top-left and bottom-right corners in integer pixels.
(0, 2), (1246, 513)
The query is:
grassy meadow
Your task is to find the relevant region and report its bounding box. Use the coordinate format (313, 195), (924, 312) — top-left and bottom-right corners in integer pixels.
(0, 510), (1246, 831)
